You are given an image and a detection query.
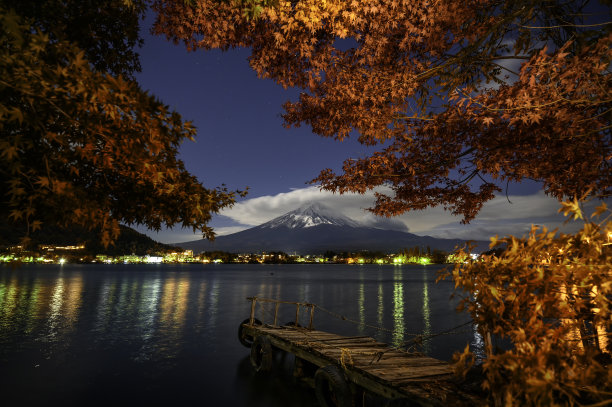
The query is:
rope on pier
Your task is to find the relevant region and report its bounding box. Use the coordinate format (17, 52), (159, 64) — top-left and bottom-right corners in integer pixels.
(340, 348), (354, 368)
(314, 304), (414, 336)
(314, 303), (474, 351)
(397, 319), (474, 354)
(292, 334), (387, 366)
(252, 298), (474, 356)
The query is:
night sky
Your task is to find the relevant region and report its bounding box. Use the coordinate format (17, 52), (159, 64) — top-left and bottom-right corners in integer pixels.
(133, 14), (602, 245)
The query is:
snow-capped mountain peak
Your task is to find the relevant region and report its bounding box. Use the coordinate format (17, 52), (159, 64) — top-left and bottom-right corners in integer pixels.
(259, 203), (361, 229)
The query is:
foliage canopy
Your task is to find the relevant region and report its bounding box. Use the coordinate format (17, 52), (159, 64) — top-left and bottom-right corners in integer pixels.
(1, 3), (243, 245)
(154, 0), (610, 220)
(3, 0), (147, 78)
(444, 201), (611, 405)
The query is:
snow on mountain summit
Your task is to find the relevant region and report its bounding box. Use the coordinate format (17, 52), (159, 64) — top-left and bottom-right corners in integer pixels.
(259, 203), (362, 229)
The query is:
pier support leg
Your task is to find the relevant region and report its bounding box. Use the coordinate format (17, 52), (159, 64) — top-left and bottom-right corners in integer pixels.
(293, 357), (316, 388)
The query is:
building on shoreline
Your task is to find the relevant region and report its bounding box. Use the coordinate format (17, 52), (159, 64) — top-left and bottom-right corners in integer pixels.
(1, 245), (462, 265)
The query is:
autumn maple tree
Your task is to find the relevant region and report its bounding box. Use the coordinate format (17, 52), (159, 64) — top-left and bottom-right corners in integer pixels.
(445, 200), (611, 405)
(1, 1), (243, 246)
(153, 0), (610, 221)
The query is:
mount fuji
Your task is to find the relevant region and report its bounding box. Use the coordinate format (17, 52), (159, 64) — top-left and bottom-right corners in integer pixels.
(258, 202), (361, 229)
(178, 203), (487, 254)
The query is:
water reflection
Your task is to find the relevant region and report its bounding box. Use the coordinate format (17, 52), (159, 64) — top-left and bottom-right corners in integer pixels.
(139, 277), (161, 342)
(392, 269), (405, 346)
(376, 279), (384, 342)
(94, 279), (116, 337)
(207, 278), (220, 331)
(471, 322), (485, 361)
(421, 268), (432, 354)
(0, 276), (19, 324)
(0, 264), (485, 407)
(297, 280), (310, 303)
(160, 275), (190, 332)
(45, 274), (83, 343)
(23, 279), (40, 334)
(256, 279), (284, 323)
(358, 272), (365, 331)
(0, 276), (42, 338)
(46, 276), (65, 338)
(195, 281), (208, 331)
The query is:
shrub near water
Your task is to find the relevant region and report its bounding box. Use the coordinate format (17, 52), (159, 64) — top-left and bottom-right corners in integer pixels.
(442, 199), (611, 406)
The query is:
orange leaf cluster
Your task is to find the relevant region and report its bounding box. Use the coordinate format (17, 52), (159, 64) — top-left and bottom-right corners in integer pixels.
(441, 200), (612, 405)
(1, 9), (243, 245)
(153, 0), (610, 220)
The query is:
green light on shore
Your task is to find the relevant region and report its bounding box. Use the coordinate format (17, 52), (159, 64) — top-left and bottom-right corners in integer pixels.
(418, 257), (431, 265)
(393, 255), (430, 265)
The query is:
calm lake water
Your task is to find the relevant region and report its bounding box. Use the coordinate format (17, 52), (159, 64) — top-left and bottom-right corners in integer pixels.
(0, 264), (481, 406)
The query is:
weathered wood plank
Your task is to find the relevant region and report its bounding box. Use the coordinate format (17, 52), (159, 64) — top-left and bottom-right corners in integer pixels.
(275, 331), (369, 341)
(372, 354), (446, 364)
(273, 331), (380, 341)
(270, 332), (385, 348)
(313, 335), (374, 342)
(315, 348), (391, 359)
(315, 342), (389, 351)
(369, 356), (448, 365)
(240, 324), (484, 406)
(308, 337), (381, 345)
(365, 365), (454, 379)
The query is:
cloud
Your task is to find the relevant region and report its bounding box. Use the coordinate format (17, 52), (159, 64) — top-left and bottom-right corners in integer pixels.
(142, 186), (607, 244)
(218, 187), (602, 240)
(214, 226), (250, 236)
(218, 186), (376, 226)
(361, 214), (410, 232)
(392, 193), (605, 240)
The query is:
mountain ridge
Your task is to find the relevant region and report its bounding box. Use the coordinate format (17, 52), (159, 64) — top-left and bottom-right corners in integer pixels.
(179, 203), (488, 254)
(0, 220), (179, 256)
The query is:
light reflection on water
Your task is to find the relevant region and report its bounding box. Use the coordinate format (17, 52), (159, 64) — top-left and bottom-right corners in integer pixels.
(358, 272), (365, 330)
(422, 268), (432, 354)
(43, 273), (83, 348)
(392, 268), (405, 346)
(207, 277), (220, 333)
(472, 323), (485, 360)
(377, 278), (384, 342)
(0, 264), (480, 406)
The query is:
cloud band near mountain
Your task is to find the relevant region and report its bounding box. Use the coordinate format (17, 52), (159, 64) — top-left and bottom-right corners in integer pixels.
(215, 186), (600, 240)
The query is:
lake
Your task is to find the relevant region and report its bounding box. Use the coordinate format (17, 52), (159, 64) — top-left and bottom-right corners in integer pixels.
(0, 264), (481, 406)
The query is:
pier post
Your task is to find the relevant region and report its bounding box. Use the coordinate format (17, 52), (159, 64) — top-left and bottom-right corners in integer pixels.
(249, 297), (257, 325)
(308, 305), (315, 330)
(273, 302), (280, 326)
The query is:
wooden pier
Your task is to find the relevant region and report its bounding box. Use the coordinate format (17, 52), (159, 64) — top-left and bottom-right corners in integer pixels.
(238, 297), (485, 407)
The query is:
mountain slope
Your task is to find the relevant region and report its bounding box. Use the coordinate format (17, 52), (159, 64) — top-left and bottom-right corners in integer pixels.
(259, 203), (360, 229)
(179, 203), (487, 254)
(0, 219), (178, 255)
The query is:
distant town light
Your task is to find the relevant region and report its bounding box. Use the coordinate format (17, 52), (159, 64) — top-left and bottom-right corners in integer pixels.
(145, 256), (163, 264)
(418, 257), (431, 265)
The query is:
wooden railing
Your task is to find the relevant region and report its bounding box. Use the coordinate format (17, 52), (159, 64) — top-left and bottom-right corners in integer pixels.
(247, 297), (315, 330)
